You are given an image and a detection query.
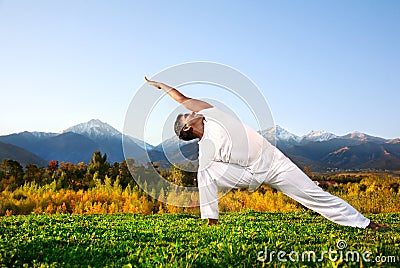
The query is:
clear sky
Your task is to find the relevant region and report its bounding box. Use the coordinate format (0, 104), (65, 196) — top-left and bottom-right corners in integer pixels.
(0, 0), (399, 145)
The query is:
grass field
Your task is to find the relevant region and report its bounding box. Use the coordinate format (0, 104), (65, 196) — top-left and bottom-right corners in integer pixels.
(0, 211), (399, 267)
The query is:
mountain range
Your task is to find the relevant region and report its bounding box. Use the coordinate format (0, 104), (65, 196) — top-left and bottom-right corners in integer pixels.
(0, 119), (399, 171)
(0, 120), (148, 166)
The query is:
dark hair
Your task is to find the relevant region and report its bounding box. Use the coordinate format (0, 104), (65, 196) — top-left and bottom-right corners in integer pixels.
(178, 127), (197, 141)
(174, 114), (185, 136)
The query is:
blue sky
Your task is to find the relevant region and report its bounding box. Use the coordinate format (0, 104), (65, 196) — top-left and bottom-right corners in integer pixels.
(0, 0), (399, 145)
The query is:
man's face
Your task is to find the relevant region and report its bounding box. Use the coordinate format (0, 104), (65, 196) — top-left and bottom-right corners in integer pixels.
(174, 112), (203, 140)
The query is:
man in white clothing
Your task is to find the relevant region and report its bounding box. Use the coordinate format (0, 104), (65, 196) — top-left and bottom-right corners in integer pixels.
(145, 77), (382, 230)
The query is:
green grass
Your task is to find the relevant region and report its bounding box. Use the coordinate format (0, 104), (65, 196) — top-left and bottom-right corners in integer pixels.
(0, 212), (399, 267)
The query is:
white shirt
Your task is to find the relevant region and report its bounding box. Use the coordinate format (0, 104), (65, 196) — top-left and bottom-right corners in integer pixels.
(198, 107), (277, 176)
(197, 107), (291, 219)
(195, 110), (370, 229)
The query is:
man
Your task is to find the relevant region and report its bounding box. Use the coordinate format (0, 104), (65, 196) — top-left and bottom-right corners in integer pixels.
(145, 76), (382, 230)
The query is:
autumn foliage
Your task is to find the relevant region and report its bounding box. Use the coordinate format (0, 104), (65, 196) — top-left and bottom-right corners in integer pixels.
(0, 152), (399, 216)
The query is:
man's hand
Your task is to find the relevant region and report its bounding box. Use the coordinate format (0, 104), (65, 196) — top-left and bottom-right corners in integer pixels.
(143, 76), (213, 112)
(144, 76), (162, 89)
(208, 219), (218, 226)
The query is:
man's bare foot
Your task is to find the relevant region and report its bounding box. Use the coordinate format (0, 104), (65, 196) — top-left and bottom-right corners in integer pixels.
(366, 220), (385, 230)
(207, 219), (218, 226)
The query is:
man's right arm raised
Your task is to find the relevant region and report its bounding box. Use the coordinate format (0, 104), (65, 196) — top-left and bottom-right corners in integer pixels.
(145, 76), (213, 112)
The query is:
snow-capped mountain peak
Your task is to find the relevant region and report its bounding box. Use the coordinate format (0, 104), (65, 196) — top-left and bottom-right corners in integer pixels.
(260, 125), (301, 144)
(387, 138), (400, 144)
(30, 131), (58, 139)
(64, 119), (121, 139)
(260, 126), (338, 144)
(342, 131), (387, 143)
(275, 125), (301, 142)
(348, 131), (366, 140)
(301, 130), (337, 142)
(154, 135), (198, 153)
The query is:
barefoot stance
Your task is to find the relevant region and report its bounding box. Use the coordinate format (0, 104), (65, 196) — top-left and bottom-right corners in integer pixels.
(145, 76), (386, 229)
(367, 221), (385, 230)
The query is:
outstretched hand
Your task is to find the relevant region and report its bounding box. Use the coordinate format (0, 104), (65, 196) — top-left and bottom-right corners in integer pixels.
(143, 76), (212, 112)
(144, 76), (162, 89)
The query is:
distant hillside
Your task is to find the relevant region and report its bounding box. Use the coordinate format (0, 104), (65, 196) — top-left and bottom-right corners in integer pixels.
(284, 139), (400, 171)
(1, 121), (399, 171)
(0, 141), (47, 167)
(0, 120), (149, 164)
(149, 126), (400, 171)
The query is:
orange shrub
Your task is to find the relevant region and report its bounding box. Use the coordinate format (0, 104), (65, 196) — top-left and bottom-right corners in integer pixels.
(0, 175), (398, 216)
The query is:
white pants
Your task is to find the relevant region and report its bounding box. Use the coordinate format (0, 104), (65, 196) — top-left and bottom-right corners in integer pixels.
(198, 160), (370, 228)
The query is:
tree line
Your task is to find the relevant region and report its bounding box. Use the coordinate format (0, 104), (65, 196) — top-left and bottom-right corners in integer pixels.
(0, 151), (197, 192)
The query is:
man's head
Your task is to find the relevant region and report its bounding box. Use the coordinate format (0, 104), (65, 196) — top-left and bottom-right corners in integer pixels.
(174, 112), (203, 141)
